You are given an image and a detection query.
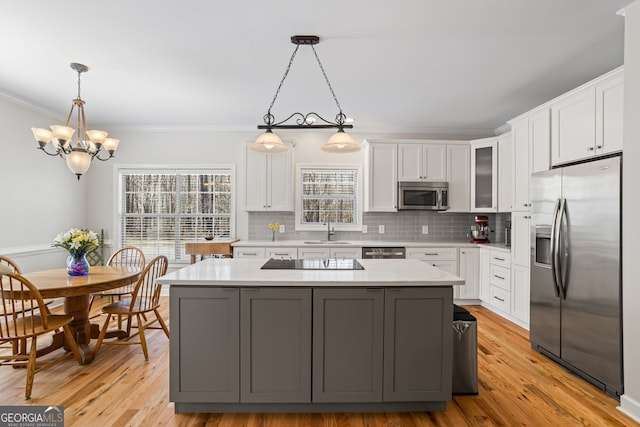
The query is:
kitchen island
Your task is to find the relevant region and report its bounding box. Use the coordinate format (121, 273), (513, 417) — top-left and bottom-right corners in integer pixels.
(157, 258), (464, 414)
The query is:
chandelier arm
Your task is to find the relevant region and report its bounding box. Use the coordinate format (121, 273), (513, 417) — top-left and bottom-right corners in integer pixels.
(264, 44), (300, 122)
(93, 151), (114, 161)
(37, 145), (65, 157)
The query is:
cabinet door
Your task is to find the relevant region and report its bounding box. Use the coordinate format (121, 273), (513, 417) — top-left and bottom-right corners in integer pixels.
(511, 119), (531, 212)
(479, 248), (491, 302)
(265, 248), (297, 259)
(551, 88), (596, 166)
(511, 211), (531, 267)
(458, 248), (479, 300)
(313, 288), (384, 402)
(365, 143), (398, 211)
(497, 132), (512, 212)
(240, 288), (311, 402)
(297, 248), (331, 259)
(330, 247), (362, 259)
(397, 144), (423, 181)
(595, 72), (624, 156)
(470, 139), (497, 212)
(446, 144), (470, 212)
(383, 287), (452, 401)
(423, 144), (447, 181)
(511, 264), (530, 325)
(243, 146), (268, 211)
(170, 287), (240, 402)
(266, 149), (293, 211)
(530, 109), (551, 173)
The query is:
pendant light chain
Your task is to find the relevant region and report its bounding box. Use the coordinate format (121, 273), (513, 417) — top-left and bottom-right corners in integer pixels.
(264, 44), (301, 125)
(311, 45), (344, 123)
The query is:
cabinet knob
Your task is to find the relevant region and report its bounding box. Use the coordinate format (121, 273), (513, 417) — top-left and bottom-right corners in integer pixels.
(596, 145), (603, 149)
(588, 146), (595, 151)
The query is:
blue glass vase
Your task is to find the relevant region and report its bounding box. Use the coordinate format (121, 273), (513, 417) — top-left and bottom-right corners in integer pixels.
(66, 253), (90, 276)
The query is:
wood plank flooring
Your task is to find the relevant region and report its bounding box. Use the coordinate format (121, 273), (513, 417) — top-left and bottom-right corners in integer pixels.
(0, 300), (636, 426)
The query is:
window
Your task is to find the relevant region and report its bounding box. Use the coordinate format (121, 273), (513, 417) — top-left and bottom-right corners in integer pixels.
(118, 167), (234, 262)
(295, 165), (362, 231)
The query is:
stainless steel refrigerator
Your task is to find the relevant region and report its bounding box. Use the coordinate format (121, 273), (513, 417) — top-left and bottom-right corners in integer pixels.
(530, 155), (622, 398)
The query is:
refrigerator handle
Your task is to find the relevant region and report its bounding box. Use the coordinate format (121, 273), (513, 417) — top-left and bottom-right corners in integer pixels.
(554, 198), (567, 300)
(550, 198), (561, 298)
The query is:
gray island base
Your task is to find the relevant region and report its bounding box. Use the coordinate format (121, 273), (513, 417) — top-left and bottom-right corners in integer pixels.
(157, 258), (464, 414)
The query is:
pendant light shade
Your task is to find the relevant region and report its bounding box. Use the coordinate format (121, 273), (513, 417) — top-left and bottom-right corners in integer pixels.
(321, 129), (360, 153)
(66, 149), (92, 179)
(250, 129), (288, 153)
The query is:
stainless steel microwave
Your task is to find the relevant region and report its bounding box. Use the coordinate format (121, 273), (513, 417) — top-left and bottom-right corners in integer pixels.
(397, 181), (449, 211)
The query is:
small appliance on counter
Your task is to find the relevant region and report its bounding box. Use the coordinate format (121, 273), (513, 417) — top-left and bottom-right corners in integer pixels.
(469, 215), (490, 243)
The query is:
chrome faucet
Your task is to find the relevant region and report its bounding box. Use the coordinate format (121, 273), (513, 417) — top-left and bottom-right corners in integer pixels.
(324, 221), (335, 241)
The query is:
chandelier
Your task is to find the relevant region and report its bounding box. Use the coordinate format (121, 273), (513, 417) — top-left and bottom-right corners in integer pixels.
(251, 35), (359, 154)
(31, 63), (119, 180)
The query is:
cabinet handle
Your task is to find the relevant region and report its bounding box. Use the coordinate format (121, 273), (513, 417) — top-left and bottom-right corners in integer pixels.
(494, 274), (505, 280)
(424, 253), (439, 256)
(493, 296), (505, 302)
(273, 253), (290, 256)
(493, 257), (505, 261)
(524, 215), (531, 219)
(243, 252), (259, 256)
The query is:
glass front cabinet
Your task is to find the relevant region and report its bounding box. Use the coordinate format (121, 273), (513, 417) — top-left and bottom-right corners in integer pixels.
(470, 137), (497, 212)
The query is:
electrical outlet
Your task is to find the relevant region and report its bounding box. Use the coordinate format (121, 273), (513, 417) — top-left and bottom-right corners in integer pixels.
(379, 225), (385, 234)
(279, 224), (285, 233)
(362, 225), (368, 233)
(422, 225), (429, 234)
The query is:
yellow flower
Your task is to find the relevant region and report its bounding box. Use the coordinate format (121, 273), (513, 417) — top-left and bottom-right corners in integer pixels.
(268, 223), (280, 231)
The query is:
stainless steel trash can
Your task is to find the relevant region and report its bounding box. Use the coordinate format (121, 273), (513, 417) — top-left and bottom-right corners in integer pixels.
(453, 305), (478, 395)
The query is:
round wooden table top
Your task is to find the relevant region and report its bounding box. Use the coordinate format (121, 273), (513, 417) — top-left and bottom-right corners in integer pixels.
(22, 266), (141, 299)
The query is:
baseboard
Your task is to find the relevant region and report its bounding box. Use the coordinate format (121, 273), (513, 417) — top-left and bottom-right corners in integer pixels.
(479, 301), (530, 330)
(619, 394), (640, 423)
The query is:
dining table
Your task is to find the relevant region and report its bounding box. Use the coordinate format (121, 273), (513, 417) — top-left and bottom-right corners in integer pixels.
(22, 265), (141, 364)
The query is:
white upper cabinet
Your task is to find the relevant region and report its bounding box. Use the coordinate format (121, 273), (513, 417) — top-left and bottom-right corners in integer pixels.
(397, 143), (447, 182)
(243, 141), (294, 211)
(470, 137), (497, 212)
(497, 132), (512, 212)
(510, 108), (551, 212)
(551, 67), (623, 166)
(446, 144), (470, 212)
(364, 142), (398, 212)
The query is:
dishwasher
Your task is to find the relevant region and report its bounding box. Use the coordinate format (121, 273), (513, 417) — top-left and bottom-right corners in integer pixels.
(362, 247), (406, 259)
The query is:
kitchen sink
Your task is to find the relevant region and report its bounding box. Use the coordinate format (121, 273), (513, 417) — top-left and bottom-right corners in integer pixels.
(303, 240), (351, 244)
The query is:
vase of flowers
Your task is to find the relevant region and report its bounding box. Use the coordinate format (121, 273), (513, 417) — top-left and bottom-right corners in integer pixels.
(53, 228), (99, 276)
(268, 223), (280, 242)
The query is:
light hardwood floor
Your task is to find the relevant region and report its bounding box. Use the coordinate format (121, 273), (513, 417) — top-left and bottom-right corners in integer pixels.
(0, 299), (636, 426)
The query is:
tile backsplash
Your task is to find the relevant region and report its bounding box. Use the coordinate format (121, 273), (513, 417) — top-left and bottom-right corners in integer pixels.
(248, 211), (510, 244)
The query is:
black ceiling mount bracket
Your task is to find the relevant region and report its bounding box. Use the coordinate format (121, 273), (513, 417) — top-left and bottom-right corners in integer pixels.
(291, 35), (320, 45)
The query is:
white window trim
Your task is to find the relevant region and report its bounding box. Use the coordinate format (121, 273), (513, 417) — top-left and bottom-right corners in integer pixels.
(294, 163), (363, 232)
(113, 163), (236, 261)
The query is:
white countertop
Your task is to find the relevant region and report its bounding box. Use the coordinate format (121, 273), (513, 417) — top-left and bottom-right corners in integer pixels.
(232, 239), (511, 252)
(157, 258), (465, 287)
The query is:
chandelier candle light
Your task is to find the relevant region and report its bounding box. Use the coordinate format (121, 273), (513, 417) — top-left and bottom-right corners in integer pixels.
(251, 35), (359, 154)
(31, 63), (120, 180)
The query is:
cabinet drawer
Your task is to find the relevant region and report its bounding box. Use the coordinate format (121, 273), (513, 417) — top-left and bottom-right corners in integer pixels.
(489, 265), (511, 291)
(234, 248), (266, 258)
(489, 286), (510, 313)
(330, 248), (362, 259)
(406, 247), (457, 261)
(490, 251), (511, 268)
(298, 248), (331, 259)
(266, 248), (297, 259)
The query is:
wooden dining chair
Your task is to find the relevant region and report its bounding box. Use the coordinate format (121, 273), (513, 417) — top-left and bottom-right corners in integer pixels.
(88, 246), (146, 319)
(93, 255), (169, 361)
(0, 272), (82, 399)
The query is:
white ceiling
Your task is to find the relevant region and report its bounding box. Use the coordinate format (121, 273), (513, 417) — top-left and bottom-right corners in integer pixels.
(0, 0), (630, 136)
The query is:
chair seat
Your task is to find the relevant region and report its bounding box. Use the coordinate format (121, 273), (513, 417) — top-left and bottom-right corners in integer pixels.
(10, 314), (74, 337)
(102, 298), (158, 315)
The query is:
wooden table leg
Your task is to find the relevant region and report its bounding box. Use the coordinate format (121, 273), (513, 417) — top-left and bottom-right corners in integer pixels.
(64, 294), (94, 364)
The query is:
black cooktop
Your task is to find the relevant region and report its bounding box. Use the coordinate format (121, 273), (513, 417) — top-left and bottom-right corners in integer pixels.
(261, 258), (364, 270)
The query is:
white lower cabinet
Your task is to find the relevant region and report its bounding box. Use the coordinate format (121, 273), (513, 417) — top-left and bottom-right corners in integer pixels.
(479, 248), (513, 316)
(234, 248), (266, 258)
(511, 264), (530, 325)
(478, 248), (491, 301)
(458, 248), (479, 301)
(265, 248), (297, 259)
